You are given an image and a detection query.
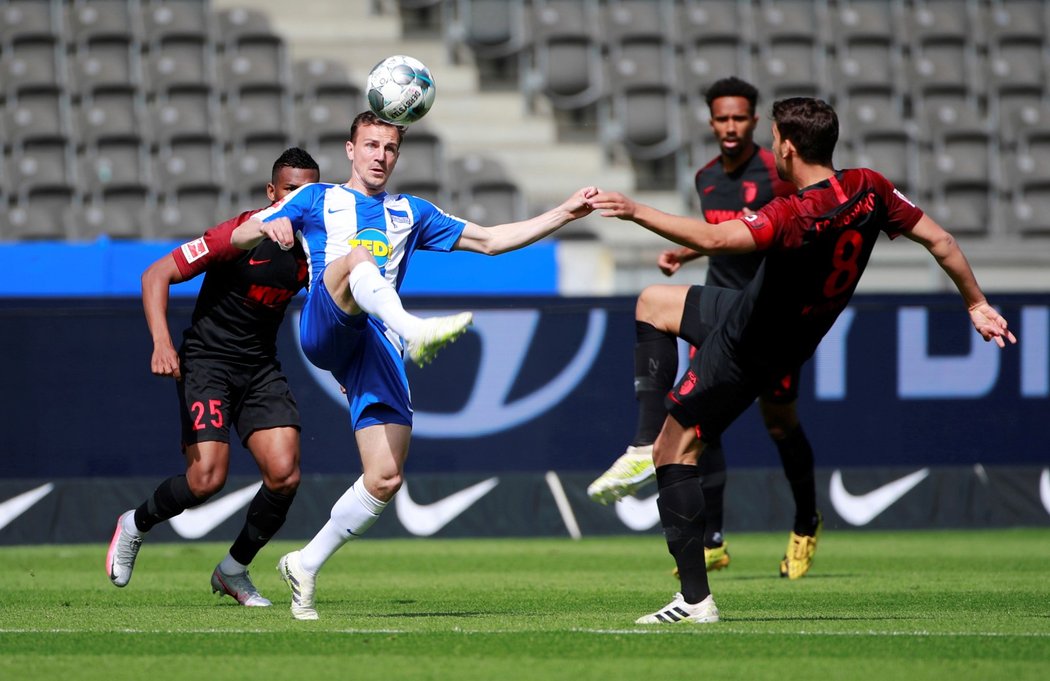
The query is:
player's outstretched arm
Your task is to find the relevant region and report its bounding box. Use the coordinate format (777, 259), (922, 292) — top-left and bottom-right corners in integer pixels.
(589, 190), (755, 255)
(454, 186), (599, 255)
(141, 253), (188, 379)
(231, 216), (295, 251)
(905, 214), (1017, 348)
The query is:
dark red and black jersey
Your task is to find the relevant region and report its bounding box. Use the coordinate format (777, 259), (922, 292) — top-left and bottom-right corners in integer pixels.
(725, 168), (923, 371)
(695, 146), (795, 289)
(171, 209), (308, 363)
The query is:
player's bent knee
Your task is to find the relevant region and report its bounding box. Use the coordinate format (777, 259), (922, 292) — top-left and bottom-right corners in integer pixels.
(186, 472), (226, 499)
(367, 474), (403, 503)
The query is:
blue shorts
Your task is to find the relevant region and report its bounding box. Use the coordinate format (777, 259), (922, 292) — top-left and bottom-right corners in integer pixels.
(299, 278), (412, 430)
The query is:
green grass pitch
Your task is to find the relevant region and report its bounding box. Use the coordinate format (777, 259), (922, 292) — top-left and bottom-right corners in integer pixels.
(2, 529), (1048, 681)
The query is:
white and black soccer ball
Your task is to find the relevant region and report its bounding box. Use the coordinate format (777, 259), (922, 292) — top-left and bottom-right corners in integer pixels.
(366, 55), (436, 125)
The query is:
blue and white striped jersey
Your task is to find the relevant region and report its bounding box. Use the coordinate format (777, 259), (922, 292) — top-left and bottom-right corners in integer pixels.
(255, 183), (467, 291)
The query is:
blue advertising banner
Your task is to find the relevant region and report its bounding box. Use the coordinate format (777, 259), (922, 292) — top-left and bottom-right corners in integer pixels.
(0, 294), (1046, 480)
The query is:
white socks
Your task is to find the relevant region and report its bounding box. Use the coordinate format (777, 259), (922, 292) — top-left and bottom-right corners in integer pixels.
(299, 476), (388, 575)
(348, 261), (422, 338)
(218, 554), (248, 576)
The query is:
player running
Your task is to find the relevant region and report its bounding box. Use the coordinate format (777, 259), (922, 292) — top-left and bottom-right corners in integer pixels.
(106, 148), (320, 606)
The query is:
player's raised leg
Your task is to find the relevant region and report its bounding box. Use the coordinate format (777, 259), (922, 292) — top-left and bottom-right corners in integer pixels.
(589, 287), (687, 504)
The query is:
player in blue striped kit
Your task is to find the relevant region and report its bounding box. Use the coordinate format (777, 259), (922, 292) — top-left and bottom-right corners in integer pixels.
(232, 110), (597, 620)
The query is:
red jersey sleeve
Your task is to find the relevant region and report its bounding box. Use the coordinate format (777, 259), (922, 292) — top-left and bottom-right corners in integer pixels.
(170, 209), (261, 279)
(739, 195), (794, 251)
(870, 170), (924, 239)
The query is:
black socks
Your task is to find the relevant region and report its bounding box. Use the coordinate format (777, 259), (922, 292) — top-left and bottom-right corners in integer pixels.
(134, 474), (208, 533)
(655, 463), (710, 604)
(776, 425), (819, 535)
(632, 321), (678, 446)
(230, 485), (296, 565)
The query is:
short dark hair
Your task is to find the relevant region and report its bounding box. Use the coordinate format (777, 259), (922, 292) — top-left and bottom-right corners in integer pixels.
(350, 110), (406, 147)
(771, 97), (838, 165)
(704, 77), (759, 115)
(271, 147), (319, 183)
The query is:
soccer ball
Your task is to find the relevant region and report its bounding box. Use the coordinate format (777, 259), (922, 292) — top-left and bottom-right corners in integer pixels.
(366, 55), (436, 125)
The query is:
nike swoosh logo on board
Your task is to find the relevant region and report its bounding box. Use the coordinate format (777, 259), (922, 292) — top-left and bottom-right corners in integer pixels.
(615, 492), (660, 531)
(1039, 469), (1050, 517)
(248, 258), (271, 265)
(169, 482), (262, 539)
(830, 468), (929, 526)
(395, 477), (498, 536)
(0, 483), (54, 531)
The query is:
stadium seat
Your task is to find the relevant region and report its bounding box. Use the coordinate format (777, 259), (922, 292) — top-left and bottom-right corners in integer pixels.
(3, 87), (72, 148)
(927, 180), (994, 235)
(295, 87), (362, 144)
(985, 0), (1047, 42)
(68, 36), (140, 97)
(219, 37), (289, 91)
(602, 83), (682, 162)
(215, 7), (278, 49)
(908, 0), (975, 44)
(679, 36), (752, 104)
(387, 125), (446, 197)
(908, 36), (974, 98)
(445, 0), (529, 62)
(1002, 132), (1050, 187)
(311, 132), (352, 181)
(1006, 178), (1050, 235)
(80, 184), (154, 239)
(150, 86), (220, 146)
(921, 130), (994, 196)
(754, 36), (827, 101)
(986, 38), (1046, 93)
(607, 35), (678, 90)
(80, 136), (152, 195)
(67, 0), (142, 43)
(675, 0), (749, 44)
(852, 131), (917, 194)
(76, 87), (147, 148)
(155, 135), (223, 190)
(223, 85), (294, 146)
(4, 184), (77, 240)
(601, 0), (670, 44)
(144, 0), (211, 42)
(1, 35), (65, 94)
(157, 184), (229, 238)
(7, 137), (75, 195)
(837, 86), (910, 140)
(831, 37), (902, 94)
(452, 178), (526, 226)
(292, 58), (357, 100)
(913, 85), (988, 139)
(226, 134), (294, 207)
(146, 35), (214, 94)
(522, 0), (605, 111)
(830, 0), (901, 44)
(992, 86), (1046, 148)
(753, 0), (827, 43)
(0, 0), (62, 44)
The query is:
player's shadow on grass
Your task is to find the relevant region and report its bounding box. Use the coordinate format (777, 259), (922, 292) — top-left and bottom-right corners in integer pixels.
(726, 615), (930, 622)
(373, 611), (488, 619)
(721, 573), (856, 581)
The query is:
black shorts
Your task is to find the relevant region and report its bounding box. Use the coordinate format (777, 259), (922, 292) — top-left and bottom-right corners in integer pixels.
(176, 356), (301, 448)
(668, 286), (798, 440)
